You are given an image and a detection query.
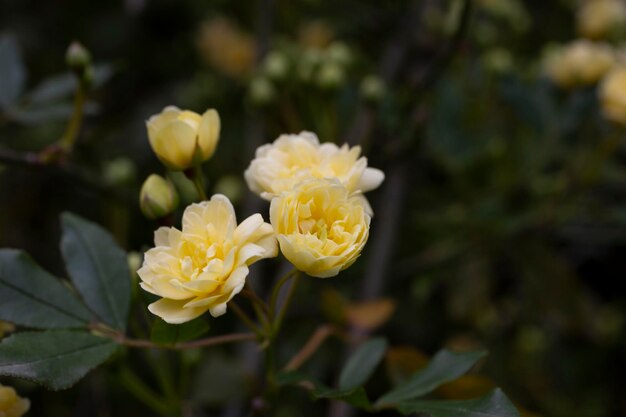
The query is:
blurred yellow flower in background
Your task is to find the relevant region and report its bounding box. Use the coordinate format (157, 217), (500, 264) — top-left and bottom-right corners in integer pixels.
(244, 131), (384, 202)
(0, 321), (14, 339)
(543, 39), (615, 88)
(599, 67), (626, 124)
(138, 194), (277, 323)
(298, 20), (334, 50)
(197, 17), (256, 78)
(147, 106), (220, 171)
(577, 0), (626, 40)
(270, 178), (370, 278)
(0, 384), (29, 417)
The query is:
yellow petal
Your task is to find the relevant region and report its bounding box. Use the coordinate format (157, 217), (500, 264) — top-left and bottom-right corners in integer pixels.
(148, 298), (209, 324)
(198, 109), (221, 160)
(150, 120), (198, 170)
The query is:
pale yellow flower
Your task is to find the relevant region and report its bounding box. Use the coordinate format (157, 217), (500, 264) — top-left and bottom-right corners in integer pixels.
(0, 384), (29, 417)
(244, 131), (384, 202)
(147, 106), (220, 171)
(577, 0), (626, 40)
(270, 178), (370, 278)
(599, 66), (626, 124)
(544, 40), (615, 88)
(138, 194), (277, 324)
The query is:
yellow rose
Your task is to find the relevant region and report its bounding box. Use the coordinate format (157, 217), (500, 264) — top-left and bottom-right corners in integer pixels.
(0, 384), (29, 417)
(599, 67), (626, 124)
(543, 40), (615, 88)
(244, 131), (384, 201)
(138, 194), (277, 324)
(147, 106), (220, 171)
(577, 0), (626, 40)
(270, 179), (370, 278)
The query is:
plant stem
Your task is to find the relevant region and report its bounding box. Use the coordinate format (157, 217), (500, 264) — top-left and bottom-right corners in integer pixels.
(60, 79), (87, 152)
(119, 367), (177, 417)
(91, 323), (256, 350)
(230, 301), (264, 337)
(268, 268), (298, 320)
(273, 272), (300, 335)
(283, 324), (336, 371)
(191, 166), (208, 201)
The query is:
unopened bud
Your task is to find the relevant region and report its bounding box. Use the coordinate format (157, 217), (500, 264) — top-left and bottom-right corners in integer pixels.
(316, 62), (345, 90)
(326, 42), (352, 67)
(104, 157), (136, 186)
(263, 51), (290, 81)
(127, 252), (142, 277)
(249, 77), (277, 106)
(360, 75), (385, 102)
(140, 174), (179, 220)
(66, 41), (92, 72)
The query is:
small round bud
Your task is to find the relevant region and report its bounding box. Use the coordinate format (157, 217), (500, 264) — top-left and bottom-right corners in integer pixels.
(126, 252), (142, 277)
(66, 41), (92, 72)
(140, 174), (179, 220)
(326, 42), (352, 67)
(482, 48), (513, 75)
(263, 51), (290, 81)
(104, 157), (136, 186)
(249, 77), (277, 106)
(316, 62), (345, 90)
(360, 75), (385, 102)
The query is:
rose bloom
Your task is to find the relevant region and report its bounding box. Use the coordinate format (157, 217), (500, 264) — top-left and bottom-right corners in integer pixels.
(599, 67), (626, 125)
(577, 0), (626, 40)
(0, 384), (29, 417)
(147, 106), (220, 171)
(244, 131), (384, 201)
(270, 178), (370, 278)
(138, 194), (277, 324)
(543, 40), (615, 88)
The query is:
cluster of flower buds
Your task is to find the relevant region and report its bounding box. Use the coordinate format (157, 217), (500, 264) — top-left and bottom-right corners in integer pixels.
(248, 39), (385, 106)
(139, 107), (221, 220)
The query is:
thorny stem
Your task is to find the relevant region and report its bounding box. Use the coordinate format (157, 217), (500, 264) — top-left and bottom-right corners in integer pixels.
(90, 323), (256, 350)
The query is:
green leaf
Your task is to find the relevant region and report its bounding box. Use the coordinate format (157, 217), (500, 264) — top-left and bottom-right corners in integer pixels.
(377, 349), (487, 406)
(150, 317), (210, 346)
(277, 371), (372, 410)
(0, 249), (94, 329)
(60, 212), (130, 331)
(7, 102), (99, 125)
(396, 389), (520, 417)
(313, 385), (371, 409)
(27, 64), (114, 104)
(0, 330), (118, 390)
(0, 35), (26, 109)
(339, 337), (387, 390)
(6, 104), (73, 124)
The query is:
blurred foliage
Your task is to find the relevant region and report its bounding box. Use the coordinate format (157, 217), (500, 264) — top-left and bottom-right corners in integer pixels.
(1, 0), (626, 416)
